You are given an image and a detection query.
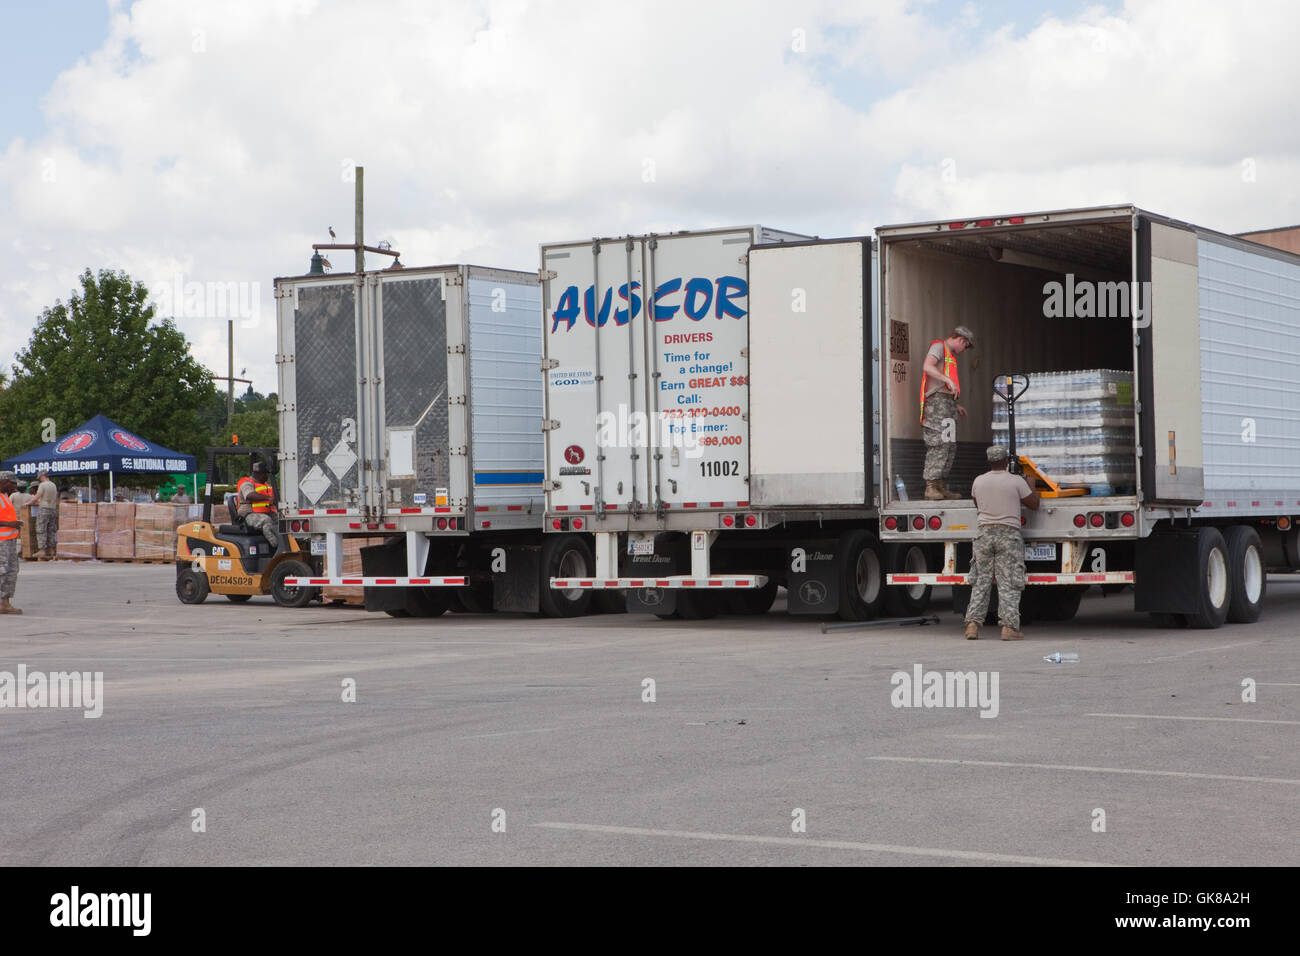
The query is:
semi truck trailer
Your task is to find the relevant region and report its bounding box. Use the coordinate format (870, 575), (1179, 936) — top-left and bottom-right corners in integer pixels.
(877, 204), (1300, 628)
(275, 263), (594, 617)
(539, 227), (936, 619)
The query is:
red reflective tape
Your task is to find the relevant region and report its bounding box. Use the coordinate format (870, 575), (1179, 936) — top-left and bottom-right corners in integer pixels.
(708, 580), (724, 587)
(683, 503), (698, 509)
(1007, 216), (1025, 224)
(1203, 501), (1212, 507)
(556, 505), (569, 511)
(1276, 501), (1284, 507)
(444, 578), (466, 585)
(435, 507), (451, 513)
(326, 509), (347, 515)
(737, 501), (749, 507)
(342, 578), (363, 585)
(348, 523), (361, 529)
(579, 505), (594, 511)
(1227, 501), (1236, 507)
(298, 509), (315, 515)
(481, 521), (491, 528)
(709, 502), (724, 508)
(507, 505), (523, 511)
(948, 221), (967, 229)
(1251, 501), (1260, 507)
(892, 575), (921, 583)
(579, 580), (593, 587)
(682, 580), (697, 587)
(553, 580), (569, 587)
(475, 506), (490, 512)
(656, 580), (671, 587)
(605, 581), (619, 587)
(375, 578), (397, 585)
(605, 503), (618, 510)
(383, 524), (396, 530)
(630, 580), (645, 586)
(936, 575), (966, 583)
(737, 580), (751, 587)
(401, 508), (422, 514)
(309, 578), (330, 585)
(410, 578), (431, 585)
(975, 219), (995, 227)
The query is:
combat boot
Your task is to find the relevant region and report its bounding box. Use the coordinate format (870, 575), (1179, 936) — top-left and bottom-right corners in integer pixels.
(963, 622), (979, 640)
(0, 599), (21, 615)
(938, 479), (962, 500)
(1001, 626), (1023, 641)
(924, 480), (944, 500)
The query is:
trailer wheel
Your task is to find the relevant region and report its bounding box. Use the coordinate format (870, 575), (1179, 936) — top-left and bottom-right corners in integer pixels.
(594, 590), (628, 614)
(883, 542), (931, 616)
(1148, 612), (1187, 628)
(837, 530), (885, 621)
(1184, 528), (1230, 629)
(1282, 525), (1300, 570)
(676, 588), (720, 620)
(726, 579), (778, 616)
(384, 608), (410, 618)
(1224, 525), (1265, 624)
(176, 568), (209, 605)
(271, 560), (317, 609)
(1030, 585), (1086, 622)
(407, 588), (450, 618)
(539, 534), (594, 618)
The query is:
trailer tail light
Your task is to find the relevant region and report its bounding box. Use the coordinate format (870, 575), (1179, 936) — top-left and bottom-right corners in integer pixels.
(1278, 516), (1291, 531)
(745, 514), (757, 528)
(1089, 513), (1104, 528)
(301, 519), (309, 532)
(572, 517), (584, 530)
(1020, 516), (1026, 526)
(290, 520), (301, 532)
(552, 519), (563, 531)
(436, 517), (448, 530)
(722, 514), (735, 527)
(912, 516), (925, 530)
(1120, 512), (1135, 527)
(884, 516), (898, 531)
(1073, 514), (1086, 528)
(927, 516), (941, 530)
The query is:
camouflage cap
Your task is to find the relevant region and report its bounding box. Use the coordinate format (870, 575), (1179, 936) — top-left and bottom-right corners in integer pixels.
(0, 471), (16, 483)
(986, 445), (1009, 462)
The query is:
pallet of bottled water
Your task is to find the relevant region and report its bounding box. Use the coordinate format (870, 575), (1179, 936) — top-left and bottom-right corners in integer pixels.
(992, 369), (1135, 494)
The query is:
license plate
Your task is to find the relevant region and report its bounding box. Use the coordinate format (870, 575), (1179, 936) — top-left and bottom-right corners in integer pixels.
(310, 539), (327, 555)
(628, 539), (655, 556)
(1025, 543), (1056, 562)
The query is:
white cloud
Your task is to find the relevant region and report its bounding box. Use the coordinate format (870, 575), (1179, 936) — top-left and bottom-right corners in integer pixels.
(1, 0), (1298, 397)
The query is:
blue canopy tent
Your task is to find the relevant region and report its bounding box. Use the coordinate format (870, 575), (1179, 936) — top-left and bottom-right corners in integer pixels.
(1, 414), (198, 501)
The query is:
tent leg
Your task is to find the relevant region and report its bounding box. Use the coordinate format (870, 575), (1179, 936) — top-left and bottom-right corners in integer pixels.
(109, 471), (114, 502)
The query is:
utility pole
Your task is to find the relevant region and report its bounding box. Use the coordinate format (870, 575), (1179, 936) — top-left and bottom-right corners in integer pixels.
(227, 319), (234, 421)
(310, 167), (400, 273)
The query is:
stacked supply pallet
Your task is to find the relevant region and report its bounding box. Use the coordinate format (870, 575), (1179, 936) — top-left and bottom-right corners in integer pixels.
(57, 503), (97, 559)
(993, 369), (1136, 494)
(97, 503), (136, 559)
(135, 504), (184, 561)
(19, 504), (38, 559)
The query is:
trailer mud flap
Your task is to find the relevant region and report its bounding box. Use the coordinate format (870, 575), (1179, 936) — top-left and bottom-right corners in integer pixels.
(492, 545), (540, 614)
(785, 541), (840, 615)
(360, 538), (408, 612)
(628, 587), (676, 615)
(1134, 532), (1200, 614)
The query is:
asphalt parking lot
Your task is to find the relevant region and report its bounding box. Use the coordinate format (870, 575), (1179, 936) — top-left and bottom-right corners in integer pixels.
(1, 561), (1297, 867)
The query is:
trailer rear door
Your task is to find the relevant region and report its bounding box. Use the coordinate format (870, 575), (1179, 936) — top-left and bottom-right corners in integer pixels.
(748, 238), (874, 506)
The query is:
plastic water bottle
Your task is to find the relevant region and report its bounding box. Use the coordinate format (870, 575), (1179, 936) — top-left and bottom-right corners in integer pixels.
(895, 474), (909, 502)
(1043, 652), (1080, 664)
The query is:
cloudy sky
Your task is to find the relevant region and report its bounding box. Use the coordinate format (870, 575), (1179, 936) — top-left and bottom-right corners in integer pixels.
(2, 0), (1297, 395)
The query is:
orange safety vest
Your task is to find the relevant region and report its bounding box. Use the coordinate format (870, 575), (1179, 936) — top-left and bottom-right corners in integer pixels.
(237, 477), (275, 514)
(919, 338), (960, 422)
(0, 493), (20, 541)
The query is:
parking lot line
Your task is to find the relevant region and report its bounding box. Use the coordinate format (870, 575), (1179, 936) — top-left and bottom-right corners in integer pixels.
(867, 756), (1300, 785)
(532, 822), (1114, 865)
(1087, 712), (1300, 726)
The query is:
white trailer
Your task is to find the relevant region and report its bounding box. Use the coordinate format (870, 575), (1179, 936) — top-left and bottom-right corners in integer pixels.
(876, 205), (1300, 627)
(540, 228), (931, 619)
(275, 264), (591, 617)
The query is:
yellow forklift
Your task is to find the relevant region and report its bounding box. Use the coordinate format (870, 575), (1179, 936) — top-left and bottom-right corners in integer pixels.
(175, 447), (321, 607)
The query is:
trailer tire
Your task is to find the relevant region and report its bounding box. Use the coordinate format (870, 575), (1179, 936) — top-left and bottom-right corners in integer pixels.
(594, 590), (628, 614)
(676, 588), (720, 620)
(271, 560), (318, 609)
(539, 534), (595, 618)
(726, 579), (778, 616)
(837, 530), (886, 622)
(1282, 525), (1300, 570)
(176, 568), (209, 605)
(407, 588), (450, 618)
(1148, 612), (1187, 628)
(1184, 528), (1230, 629)
(1224, 525), (1265, 624)
(1030, 585), (1086, 622)
(883, 542), (931, 616)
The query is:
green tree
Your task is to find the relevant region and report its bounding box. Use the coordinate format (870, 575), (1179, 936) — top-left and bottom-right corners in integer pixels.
(0, 268), (219, 461)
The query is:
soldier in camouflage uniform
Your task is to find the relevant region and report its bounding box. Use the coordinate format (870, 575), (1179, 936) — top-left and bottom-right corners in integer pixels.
(964, 446), (1039, 640)
(0, 471), (23, 614)
(920, 327), (974, 500)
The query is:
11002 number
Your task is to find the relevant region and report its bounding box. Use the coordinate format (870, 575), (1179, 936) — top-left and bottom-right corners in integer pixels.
(700, 460), (740, 478)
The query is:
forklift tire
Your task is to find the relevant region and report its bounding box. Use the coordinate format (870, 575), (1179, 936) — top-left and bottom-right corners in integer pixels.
(539, 534), (594, 618)
(271, 560), (317, 609)
(176, 568), (209, 605)
(226, 594), (252, 603)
